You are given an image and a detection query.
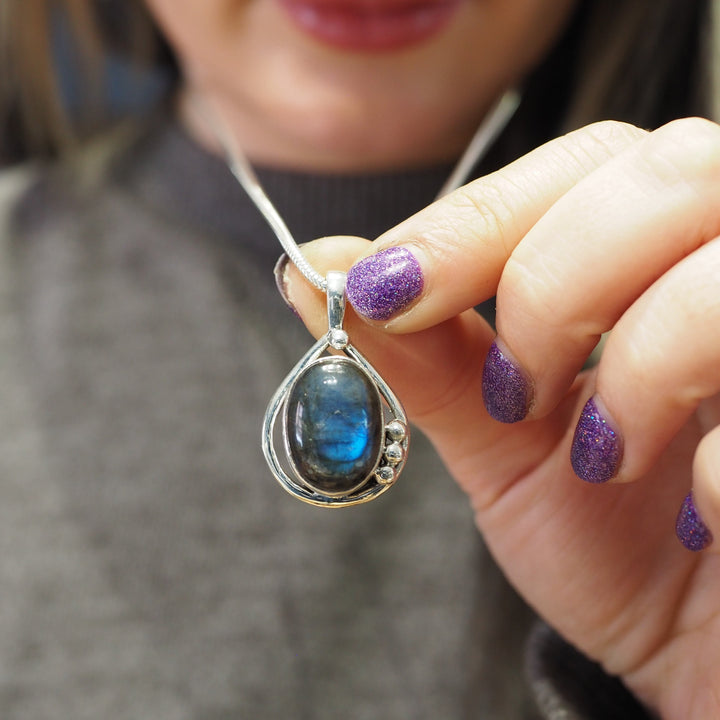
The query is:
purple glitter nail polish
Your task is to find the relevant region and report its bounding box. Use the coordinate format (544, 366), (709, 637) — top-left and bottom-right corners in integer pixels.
(676, 492), (713, 552)
(482, 341), (531, 423)
(346, 247), (423, 321)
(570, 396), (622, 483)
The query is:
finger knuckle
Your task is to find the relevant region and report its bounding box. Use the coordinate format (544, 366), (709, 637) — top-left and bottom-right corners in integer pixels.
(408, 179), (519, 264)
(642, 117), (720, 184)
(566, 120), (647, 166)
(499, 251), (565, 327)
(619, 325), (662, 389)
(453, 178), (518, 249)
(499, 251), (609, 349)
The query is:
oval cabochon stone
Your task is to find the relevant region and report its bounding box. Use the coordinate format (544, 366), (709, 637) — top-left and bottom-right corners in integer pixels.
(285, 357), (383, 495)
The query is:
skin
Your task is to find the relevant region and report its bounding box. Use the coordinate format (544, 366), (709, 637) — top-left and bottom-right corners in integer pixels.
(145, 0), (576, 170)
(288, 120), (720, 718)
(145, 1), (720, 716)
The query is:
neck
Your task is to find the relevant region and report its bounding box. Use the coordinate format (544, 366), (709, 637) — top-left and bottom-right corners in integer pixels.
(178, 87), (519, 174)
(178, 85), (509, 174)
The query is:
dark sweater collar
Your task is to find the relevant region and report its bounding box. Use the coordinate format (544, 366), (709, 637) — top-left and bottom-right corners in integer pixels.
(115, 114), (456, 248)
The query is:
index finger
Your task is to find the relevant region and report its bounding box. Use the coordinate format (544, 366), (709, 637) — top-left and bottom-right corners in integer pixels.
(344, 120), (646, 328)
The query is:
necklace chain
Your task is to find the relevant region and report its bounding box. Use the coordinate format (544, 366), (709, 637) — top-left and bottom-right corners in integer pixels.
(193, 90), (520, 292)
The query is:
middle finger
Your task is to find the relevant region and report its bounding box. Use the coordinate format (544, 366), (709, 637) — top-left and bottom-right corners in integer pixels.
(488, 117), (720, 422)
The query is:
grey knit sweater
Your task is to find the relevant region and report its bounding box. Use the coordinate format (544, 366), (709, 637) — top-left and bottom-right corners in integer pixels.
(0, 116), (651, 719)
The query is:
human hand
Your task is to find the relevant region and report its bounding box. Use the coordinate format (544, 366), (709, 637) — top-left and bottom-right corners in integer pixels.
(283, 118), (720, 719)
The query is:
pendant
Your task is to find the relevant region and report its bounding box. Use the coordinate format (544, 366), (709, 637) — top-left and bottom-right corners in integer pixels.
(262, 271), (409, 507)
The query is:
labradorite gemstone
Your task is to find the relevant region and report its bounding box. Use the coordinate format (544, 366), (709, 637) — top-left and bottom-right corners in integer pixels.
(286, 358), (382, 495)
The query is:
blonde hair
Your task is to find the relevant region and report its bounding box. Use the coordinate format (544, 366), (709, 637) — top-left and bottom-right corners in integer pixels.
(0, 0), (714, 160)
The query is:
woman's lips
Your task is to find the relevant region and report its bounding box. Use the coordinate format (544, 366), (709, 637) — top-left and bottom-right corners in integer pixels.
(277, 0), (462, 52)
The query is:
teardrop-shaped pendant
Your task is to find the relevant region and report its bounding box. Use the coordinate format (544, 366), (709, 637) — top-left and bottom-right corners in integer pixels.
(262, 271), (409, 507)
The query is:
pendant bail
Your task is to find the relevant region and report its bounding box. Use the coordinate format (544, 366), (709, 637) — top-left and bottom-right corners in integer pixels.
(326, 271), (349, 350)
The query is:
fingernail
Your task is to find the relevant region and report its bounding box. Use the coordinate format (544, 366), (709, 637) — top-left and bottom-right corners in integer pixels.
(570, 396), (623, 483)
(676, 491), (713, 552)
(346, 247), (423, 321)
(273, 254), (300, 318)
(482, 340), (532, 423)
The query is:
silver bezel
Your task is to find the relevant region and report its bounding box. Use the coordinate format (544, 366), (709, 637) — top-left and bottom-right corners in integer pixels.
(282, 355), (384, 498)
(262, 334), (409, 508)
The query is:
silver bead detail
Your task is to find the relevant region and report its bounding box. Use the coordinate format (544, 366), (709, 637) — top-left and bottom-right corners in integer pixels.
(328, 328), (349, 349)
(384, 442), (404, 466)
(386, 420), (407, 443)
(375, 466), (395, 485)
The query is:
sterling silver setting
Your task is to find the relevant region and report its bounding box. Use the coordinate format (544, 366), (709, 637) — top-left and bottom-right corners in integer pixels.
(192, 89), (520, 508)
(262, 271), (409, 507)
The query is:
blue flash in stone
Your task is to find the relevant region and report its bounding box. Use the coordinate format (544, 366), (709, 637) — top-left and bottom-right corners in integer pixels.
(285, 357), (383, 496)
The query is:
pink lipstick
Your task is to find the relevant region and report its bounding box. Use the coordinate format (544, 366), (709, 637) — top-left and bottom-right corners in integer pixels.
(278, 0), (462, 52)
